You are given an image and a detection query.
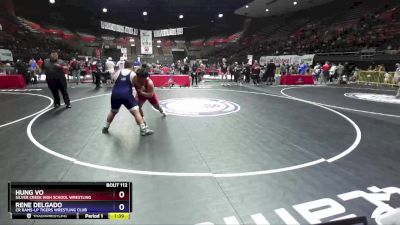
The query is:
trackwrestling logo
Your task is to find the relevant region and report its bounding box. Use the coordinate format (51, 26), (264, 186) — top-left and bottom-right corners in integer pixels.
(295, 77), (304, 84)
(196, 185), (400, 225)
(345, 93), (400, 104)
(158, 98), (240, 117)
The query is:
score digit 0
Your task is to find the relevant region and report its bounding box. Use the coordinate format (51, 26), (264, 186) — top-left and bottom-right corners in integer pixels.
(119, 203), (125, 211)
(119, 191), (125, 199)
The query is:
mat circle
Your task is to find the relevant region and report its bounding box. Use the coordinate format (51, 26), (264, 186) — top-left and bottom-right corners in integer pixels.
(26, 90), (361, 178)
(157, 98), (240, 117)
(344, 93), (400, 105)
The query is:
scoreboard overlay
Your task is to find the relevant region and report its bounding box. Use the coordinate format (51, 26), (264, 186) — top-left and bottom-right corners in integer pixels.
(8, 182), (132, 220)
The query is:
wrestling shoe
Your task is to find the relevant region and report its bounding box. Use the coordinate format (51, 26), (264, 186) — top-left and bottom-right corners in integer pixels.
(140, 127), (154, 136)
(161, 112), (167, 117)
(102, 127), (109, 134)
(54, 104), (60, 108)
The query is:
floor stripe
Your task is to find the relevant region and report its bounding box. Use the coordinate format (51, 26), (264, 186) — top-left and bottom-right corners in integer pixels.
(251, 213), (270, 225)
(0, 89), (43, 92)
(319, 85), (397, 92)
(0, 92), (53, 128)
(280, 87), (400, 118)
(213, 159), (326, 178)
(279, 88), (362, 163)
(331, 214), (357, 221)
(223, 216), (241, 225)
(274, 208), (300, 225)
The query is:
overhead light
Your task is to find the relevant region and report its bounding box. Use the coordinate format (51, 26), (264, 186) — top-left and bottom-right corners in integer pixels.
(218, 13), (223, 18)
(143, 11), (148, 16)
(129, 38), (135, 42)
(131, 44), (135, 47)
(179, 15), (184, 19)
(49, 0), (55, 4)
(245, 5), (249, 8)
(265, 8), (269, 12)
(102, 8), (108, 13)
(293, 1), (298, 5)
(157, 45), (161, 48)
(156, 40), (161, 43)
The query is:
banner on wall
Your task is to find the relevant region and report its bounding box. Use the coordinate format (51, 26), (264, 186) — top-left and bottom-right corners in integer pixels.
(260, 54), (315, 66)
(177, 28), (183, 35)
(101, 20), (181, 38)
(0, 49), (13, 62)
(140, 30), (153, 55)
(153, 27), (184, 37)
(100, 21), (138, 36)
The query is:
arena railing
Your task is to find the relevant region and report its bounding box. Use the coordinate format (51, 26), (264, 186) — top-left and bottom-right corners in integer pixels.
(356, 70), (399, 87)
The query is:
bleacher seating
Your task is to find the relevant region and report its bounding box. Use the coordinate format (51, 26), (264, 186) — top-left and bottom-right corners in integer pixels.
(198, 1), (400, 64)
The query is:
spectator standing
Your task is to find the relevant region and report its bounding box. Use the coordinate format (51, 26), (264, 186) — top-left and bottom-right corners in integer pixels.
(343, 62), (351, 79)
(321, 61), (331, 84)
(29, 58), (37, 71)
(294, 64), (299, 74)
(229, 63), (234, 81)
(266, 60), (276, 85)
(394, 63), (400, 98)
(336, 63), (345, 84)
(29, 58), (37, 84)
(170, 62), (175, 74)
(243, 63), (251, 83)
(42, 51), (71, 109)
(184, 63), (190, 75)
(233, 62), (241, 84)
(329, 63), (337, 83)
(280, 63), (287, 75)
(37, 58), (44, 81)
(117, 58), (125, 71)
(191, 62), (199, 86)
(70, 58), (81, 85)
(251, 60), (261, 85)
(16, 59), (28, 84)
(198, 61), (206, 82)
(161, 65), (170, 74)
(220, 58), (228, 81)
(313, 63), (322, 81)
(288, 64), (296, 75)
(92, 60), (102, 88)
(105, 57), (115, 86)
(299, 62), (309, 75)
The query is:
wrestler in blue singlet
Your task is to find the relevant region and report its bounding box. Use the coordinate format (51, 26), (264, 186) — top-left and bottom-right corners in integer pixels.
(111, 69), (138, 112)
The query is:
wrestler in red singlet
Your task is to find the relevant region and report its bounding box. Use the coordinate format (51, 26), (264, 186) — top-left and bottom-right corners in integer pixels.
(134, 66), (167, 118)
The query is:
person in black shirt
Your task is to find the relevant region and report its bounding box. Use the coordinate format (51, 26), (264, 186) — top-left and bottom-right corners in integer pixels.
(233, 62), (242, 84)
(266, 60), (276, 85)
(42, 51), (71, 108)
(191, 62), (199, 86)
(184, 63), (190, 75)
(251, 61), (261, 85)
(229, 63), (235, 82)
(15, 59), (29, 84)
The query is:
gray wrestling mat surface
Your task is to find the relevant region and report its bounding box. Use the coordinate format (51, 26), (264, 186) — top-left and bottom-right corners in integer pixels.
(0, 83), (399, 225)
